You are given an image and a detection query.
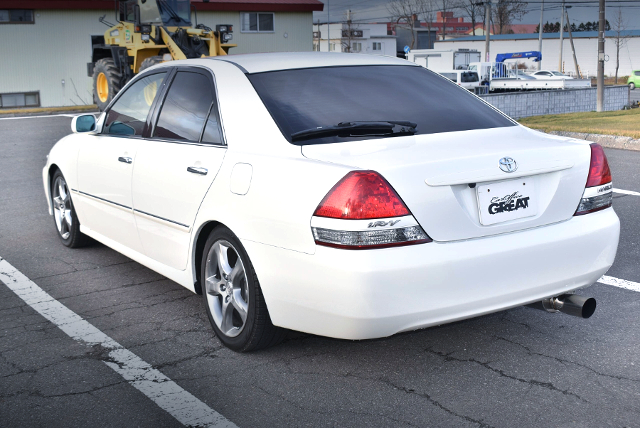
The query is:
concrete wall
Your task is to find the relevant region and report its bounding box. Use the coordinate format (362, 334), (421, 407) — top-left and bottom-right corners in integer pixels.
(479, 86), (630, 119)
(434, 36), (640, 77)
(0, 9), (313, 108)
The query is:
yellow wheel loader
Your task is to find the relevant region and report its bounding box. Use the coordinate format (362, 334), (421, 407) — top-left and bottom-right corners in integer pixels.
(88, 0), (235, 110)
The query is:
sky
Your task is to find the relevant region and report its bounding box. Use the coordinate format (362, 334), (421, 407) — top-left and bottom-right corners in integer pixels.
(312, 0), (640, 29)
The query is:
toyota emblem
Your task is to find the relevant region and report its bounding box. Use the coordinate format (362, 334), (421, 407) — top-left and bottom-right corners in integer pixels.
(499, 157), (518, 173)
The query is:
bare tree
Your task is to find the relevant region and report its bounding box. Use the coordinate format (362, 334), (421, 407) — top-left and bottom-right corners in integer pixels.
(438, 0), (454, 40)
(455, 0), (483, 35)
(611, 7), (631, 83)
(387, 0), (421, 49)
(340, 10), (358, 53)
(417, 0), (436, 42)
(492, 0), (526, 35)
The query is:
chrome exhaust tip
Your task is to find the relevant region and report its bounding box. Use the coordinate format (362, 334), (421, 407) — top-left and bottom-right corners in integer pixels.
(527, 294), (597, 319)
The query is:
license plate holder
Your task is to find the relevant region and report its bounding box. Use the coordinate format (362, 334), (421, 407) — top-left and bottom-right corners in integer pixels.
(477, 179), (537, 226)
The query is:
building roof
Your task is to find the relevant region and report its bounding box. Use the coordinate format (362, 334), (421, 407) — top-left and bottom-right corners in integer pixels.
(0, 0), (324, 12)
(209, 52), (416, 73)
(437, 29), (640, 42)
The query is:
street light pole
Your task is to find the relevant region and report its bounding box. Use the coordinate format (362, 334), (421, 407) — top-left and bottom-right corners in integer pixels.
(484, 1), (491, 62)
(558, 0), (565, 72)
(597, 0), (605, 111)
(538, 0), (544, 70)
(327, 0), (330, 52)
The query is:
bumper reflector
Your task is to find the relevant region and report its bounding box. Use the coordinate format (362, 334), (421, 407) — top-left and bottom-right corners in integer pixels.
(312, 225), (431, 249)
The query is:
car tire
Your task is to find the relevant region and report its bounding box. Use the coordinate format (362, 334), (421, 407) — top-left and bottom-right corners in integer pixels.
(139, 56), (164, 73)
(201, 226), (285, 352)
(93, 58), (122, 111)
(630, 82), (636, 90)
(50, 170), (90, 248)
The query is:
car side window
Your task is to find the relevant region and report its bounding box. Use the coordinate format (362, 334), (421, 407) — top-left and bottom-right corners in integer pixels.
(103, 72), (167, 136)
(153, 71), (220, 143)
(635, 71), (640, 76)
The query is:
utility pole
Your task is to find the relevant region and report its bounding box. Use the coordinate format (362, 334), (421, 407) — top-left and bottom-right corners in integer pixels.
(538, 0), (544, 70)
(558, 0), (565, 72)
(327, 0), (330, 52)
(565, 7), (580, 77)
(597, 0), (605, 111)
(484, 1), (491, 62)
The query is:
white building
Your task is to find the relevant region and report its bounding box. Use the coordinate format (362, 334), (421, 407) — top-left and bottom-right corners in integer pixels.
(434, 30), (640, 77)
(0, 0), (323, 109)
(313, 23), (397, 57)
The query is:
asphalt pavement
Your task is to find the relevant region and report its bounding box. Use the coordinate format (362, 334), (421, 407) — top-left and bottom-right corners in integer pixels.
(1, 115), (639, 428)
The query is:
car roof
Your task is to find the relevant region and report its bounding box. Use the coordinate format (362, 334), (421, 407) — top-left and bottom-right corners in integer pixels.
(207, 52), (417, 74)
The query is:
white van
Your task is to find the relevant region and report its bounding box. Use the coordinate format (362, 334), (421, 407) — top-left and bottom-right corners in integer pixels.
(438, 70), (481, 90)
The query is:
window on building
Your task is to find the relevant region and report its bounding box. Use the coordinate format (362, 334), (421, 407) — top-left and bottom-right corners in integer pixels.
(241, 12), (274, 32)
(0, 9), (34, 23)
(456, 27), (467, 31)
(352, 42), (362, 52)
(372, 42), (382, 51)
(0, 92), (40, 108)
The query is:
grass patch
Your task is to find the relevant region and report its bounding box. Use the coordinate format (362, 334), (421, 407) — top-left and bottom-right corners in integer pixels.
(519, 108), (640, 139)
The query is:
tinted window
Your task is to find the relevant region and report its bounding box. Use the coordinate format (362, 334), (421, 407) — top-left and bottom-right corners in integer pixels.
(461, 72), (479, 82)
(104, 72), (166, 136)
(154, 71), (215, 142)
(441, 73), (457, 81)
(634, 71), (640, 76)
(248, 66), (515, 145)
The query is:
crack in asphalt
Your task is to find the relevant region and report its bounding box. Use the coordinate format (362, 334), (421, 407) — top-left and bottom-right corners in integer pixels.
(493, 335), (640, 383)
(30, 259), (138, 281)
(423, 347), (590, 404)
(376, 376), (494, 428)
(252, 383), (422, 427)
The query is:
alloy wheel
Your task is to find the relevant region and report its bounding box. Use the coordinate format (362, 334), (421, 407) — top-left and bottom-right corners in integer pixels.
(204, 240), (250, 338)
(52, 176), (73, 240)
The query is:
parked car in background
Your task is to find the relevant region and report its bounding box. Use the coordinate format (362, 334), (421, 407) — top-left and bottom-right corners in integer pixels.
(43, 53), (619, 352)
(628, 70), (640, 89)
(531, 70), (574, 79)
(438, 70), (481, 89)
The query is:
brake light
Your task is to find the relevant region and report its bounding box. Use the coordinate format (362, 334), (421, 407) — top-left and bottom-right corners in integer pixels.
(314, 171), (409, 219)
(585, 143), (612, 187)
(575, 143), (613, 216)
(312, 171), (431, 249)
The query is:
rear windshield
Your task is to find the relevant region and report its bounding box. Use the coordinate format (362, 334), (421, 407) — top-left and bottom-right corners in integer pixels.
(248, 65), (515, 145)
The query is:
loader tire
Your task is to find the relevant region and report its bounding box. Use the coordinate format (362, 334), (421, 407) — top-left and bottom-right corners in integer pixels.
(139, 56), (164, 73)
(93, 58), (122, 111)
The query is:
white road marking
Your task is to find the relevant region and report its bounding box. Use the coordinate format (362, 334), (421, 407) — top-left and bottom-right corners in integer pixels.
(613, 188), (640, 197)
(0, 257), (236, 428)
(598, 275), (640, 293)
(0, 113), (96, 120)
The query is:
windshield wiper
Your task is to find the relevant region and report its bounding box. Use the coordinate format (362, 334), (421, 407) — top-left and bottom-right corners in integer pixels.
(290, 121), (417, 143)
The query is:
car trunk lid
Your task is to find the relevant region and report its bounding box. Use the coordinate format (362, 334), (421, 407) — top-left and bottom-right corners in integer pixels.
(302, 126), (591, 242)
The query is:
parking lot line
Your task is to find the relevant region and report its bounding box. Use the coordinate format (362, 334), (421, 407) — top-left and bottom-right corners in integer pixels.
(0, 257), (237, 428)
(598, 275), (640, 293)
(613, 188), (640, 197)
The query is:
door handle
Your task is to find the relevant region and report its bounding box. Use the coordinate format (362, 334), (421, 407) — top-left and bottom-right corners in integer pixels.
(187, 166), (208, 175)
(118, 156), (133, 164)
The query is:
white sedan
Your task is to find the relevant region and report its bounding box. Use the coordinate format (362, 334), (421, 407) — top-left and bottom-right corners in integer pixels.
(43, 53), (619, 352)
(531, 70), (575, 79)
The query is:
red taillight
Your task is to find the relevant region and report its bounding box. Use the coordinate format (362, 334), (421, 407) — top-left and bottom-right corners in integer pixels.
(585, 143), (612, 187)
(574, 143), (613, 216)
(314, 171), (410, 220)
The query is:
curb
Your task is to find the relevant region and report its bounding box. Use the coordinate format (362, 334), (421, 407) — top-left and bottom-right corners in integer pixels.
(0, 105), (98, 118)
(543, 130), (640, 152)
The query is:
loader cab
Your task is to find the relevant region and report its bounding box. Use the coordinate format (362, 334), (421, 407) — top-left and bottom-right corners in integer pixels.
(119, 0), (192, 27)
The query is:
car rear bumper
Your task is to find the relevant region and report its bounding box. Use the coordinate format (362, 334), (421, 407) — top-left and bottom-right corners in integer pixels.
(243, 208), (620, 340)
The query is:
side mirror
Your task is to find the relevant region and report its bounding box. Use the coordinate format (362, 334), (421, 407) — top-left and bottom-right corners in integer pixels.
(71, 114), (96, 133)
